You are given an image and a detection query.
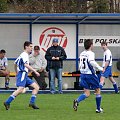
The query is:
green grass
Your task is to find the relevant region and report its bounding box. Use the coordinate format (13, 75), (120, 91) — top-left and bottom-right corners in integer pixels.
(0, 93), (120, 120)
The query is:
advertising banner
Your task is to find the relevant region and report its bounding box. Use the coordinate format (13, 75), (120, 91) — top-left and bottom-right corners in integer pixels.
(79, 36), (120, 46)
(32, 24), (76, 59)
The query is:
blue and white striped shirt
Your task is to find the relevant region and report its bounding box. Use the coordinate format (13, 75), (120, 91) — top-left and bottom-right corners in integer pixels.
(14, 52), (29, 73)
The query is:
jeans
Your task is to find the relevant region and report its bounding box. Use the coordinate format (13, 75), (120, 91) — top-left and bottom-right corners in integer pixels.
(49, 68), (62, 93)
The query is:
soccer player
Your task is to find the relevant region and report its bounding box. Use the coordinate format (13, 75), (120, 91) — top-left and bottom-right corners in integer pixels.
(4, 41), (40, 110)
(73, 39), (103, 113)
(99, 41), (119, 93)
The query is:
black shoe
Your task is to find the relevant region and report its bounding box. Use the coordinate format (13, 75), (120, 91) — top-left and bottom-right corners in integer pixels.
(4, 102), (10, 110)
(29, 103), (39, 109)
(115, 91), (119, 94)
(73, 100), (78, 111)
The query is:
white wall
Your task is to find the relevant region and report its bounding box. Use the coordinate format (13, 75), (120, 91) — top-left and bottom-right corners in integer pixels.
(0, 24), (29, 58)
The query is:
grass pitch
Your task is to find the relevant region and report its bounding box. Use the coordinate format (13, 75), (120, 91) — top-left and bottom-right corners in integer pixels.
(0, 93), (120, 120)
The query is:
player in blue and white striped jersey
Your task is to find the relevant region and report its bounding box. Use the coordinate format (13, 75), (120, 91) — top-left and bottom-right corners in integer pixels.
(99, 41), (119, 93)
(73, 39), (103, 113)
(4, 41), (40, 110)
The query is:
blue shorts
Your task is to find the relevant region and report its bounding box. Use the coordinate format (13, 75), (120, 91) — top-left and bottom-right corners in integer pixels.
(101, 66), (112, 78)
(16, 71), (34, 87)
(80, 74), (100, 90)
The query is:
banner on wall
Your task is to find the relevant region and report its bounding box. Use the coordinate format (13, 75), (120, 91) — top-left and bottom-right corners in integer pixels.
(32, 25), (76, 59)
(79, 36), (120, 46)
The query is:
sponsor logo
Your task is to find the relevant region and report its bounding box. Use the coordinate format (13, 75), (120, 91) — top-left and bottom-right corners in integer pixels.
(79, 36), (120, 46)
(39, 27), (68, 52)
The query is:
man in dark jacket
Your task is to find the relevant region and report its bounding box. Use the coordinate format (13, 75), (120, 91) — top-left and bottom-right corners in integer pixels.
(45, 38), (67, 94)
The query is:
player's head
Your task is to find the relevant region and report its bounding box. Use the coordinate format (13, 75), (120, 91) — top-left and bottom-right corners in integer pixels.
(101, 41), (108, 51)
(0, 49), (6, 58)
(52, 38), (58, 46)
(84, 39), (93, 50)
(24, 41), (33, 54)
(34, 45), (40, 55)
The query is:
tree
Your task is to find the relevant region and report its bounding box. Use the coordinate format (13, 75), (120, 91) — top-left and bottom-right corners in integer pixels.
(5, 0), (120, 13)
(91, 0), (109, 13)
(0, 0), (7, 12)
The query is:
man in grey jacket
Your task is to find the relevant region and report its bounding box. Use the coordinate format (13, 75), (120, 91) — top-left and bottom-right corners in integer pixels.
(29, 46), (47, 89)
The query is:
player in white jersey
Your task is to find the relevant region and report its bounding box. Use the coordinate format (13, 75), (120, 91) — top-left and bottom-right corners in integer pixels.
(0, 49), (10, 89)
(73, 39), (103, 113)
(4, 41), (40, 110)
(99, 41), (119, 93)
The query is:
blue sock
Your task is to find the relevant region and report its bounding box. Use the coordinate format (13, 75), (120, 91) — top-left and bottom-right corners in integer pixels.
(99, 83), (103, 89)
(77, 94), (87, 103)
(113, 83), (119, 93)
(96, 94), (102, 110)
(5, 82), (9, 87)
(5, 95), (15, 104)
(30, 95), (36, 104)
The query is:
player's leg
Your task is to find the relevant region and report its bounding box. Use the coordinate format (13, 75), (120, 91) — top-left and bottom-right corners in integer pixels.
(73, 88), (90, 111)
(4, 86), (24, 110)
(108, 66), (119, 93)
(90, 73), (103, 113)
(109, 76), (119, 93)
(99, 67), (110, 89)
(30, 82), (39, 95)
(28, 79), (40, 109)
(99, 76), (105, 89)
(95, 88), (103, 113)
(73, 74), (90, 111)
(77, 88), (90, 102)
(4, 72), (27, 110)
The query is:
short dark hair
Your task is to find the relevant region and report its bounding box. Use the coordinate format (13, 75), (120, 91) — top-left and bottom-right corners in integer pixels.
(0, 49), (6, 53)
(34, 45), (40, 50)
(24, 41), (32, 49)
(84, 39), (93, 50)
(101, 41), (107, 46)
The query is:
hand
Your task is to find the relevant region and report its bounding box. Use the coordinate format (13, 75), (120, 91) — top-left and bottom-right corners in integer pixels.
(102, 68), (105, 73)
(52, 56), (56, 60)
(35, 71), (40, 76)
(55, 57), (59, 60)
(1, 66), (5, 70)
(39, 67), (44, 72)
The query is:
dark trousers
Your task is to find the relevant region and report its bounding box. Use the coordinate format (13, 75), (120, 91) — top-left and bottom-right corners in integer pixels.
(32, 71), (47, 90)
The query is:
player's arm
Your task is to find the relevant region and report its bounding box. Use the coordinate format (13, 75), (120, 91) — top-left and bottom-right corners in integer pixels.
(88, 52), (103, 71)
(103, 51), (111, 72)
(24, 63), (40, 76)
(90, 60), (103, 71)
